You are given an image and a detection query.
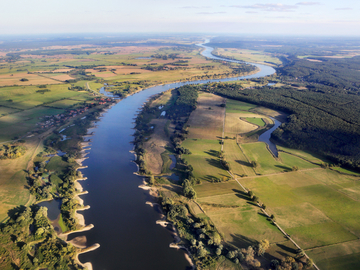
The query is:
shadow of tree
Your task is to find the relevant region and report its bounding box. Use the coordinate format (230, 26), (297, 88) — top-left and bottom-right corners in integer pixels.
(276, 243), (297, 254)
(232, 189), (250, 200)
(229, 233), (258, 249)
(258, 212), (268, 218)
(275, 165), (292, 172)
(236, 160), (252, 167)
(205, 158), (224, 170)
(204, 150), (219, 157)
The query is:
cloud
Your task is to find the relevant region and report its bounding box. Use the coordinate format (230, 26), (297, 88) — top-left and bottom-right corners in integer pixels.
(196, 12), (226, 14)
(296, 2), (321, 5)
(181, 6), (211, 9)
(335, 7), (352, 10)
(246, 11), (258, 14)
(230, 4), (298, 12)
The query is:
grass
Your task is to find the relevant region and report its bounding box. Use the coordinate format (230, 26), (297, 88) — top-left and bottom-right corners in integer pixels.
(214, 48), (282, 65)
(58, 214), (69, 233)
(331, 167), (360, 176)
(0, 107), (64, 141)
(0, 84), (87, 110)
(245, 117), (265, 127)
(241, 142), (285, 174)
(182, 139), (227, 182)
(277, 146), (326, 164)
(307, 240), (360, 270)
(0, 139), (41, 221)
(45, 156), (71, 176)
(226, 99), (257, 113)
(160, 151), (172, 174)
(224, 113), (258, 134)
(287, 222), (357, 249)
(183, 95), (360, 267)
(222, 139), (256, 177)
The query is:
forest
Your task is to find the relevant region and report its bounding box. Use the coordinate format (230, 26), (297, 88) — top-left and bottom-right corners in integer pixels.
(186, 82), (360, 171)
(278, 57), (360, 94)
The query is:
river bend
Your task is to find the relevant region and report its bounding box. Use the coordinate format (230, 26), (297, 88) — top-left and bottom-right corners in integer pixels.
(73, 42), (276, 269)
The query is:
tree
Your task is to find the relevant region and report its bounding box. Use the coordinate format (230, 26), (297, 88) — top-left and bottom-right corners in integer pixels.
(149, 175), (155, 186)
(292, 166), (299, 171)
(257, 239), (270, 256)
(251, 161), (258, 168)
(305, 258), (313, 269)
(183, 179), (197, 199)
(197, 246), (208, 257)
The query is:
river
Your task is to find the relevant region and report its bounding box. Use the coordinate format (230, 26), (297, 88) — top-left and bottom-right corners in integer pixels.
(65, 41), (276, 270)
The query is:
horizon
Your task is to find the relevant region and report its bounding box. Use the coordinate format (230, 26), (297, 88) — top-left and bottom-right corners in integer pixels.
(2, 0), (360, 37)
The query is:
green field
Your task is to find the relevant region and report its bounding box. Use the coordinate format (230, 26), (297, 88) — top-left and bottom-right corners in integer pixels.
(245, 117), (265, 126)
(182, 95), (360, 268)
(222, 139), (256, 177)
(226, 99), (257, 113)
(214, 48), (282, 65)
(182, 139), (227, 182)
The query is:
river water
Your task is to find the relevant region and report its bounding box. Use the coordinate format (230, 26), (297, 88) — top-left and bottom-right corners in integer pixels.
(65, 42), (276, 270)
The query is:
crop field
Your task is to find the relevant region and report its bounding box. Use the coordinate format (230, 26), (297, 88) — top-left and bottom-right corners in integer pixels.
(222, 139), (256, 177)
(226, 99), (257, 113)
(240, 168), (360, 266)
(214, 48), (282, 65)
(0, 72), (62, 86)
(0, 106), (20, 116)
(182, 139), (227, 182)
(224, 113), (258, 134)
(277, 146), (325, 165)
(0, 84), (88, 110)
(186, 93), (225, 140)
(241, 142), (286, 174)
(245, 117), (265, 126)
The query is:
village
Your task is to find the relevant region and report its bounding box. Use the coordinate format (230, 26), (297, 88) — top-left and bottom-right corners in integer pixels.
(36, 97), (113, 130)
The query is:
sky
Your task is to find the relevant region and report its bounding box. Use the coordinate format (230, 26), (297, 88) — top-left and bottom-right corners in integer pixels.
(2, 0), (360, 36)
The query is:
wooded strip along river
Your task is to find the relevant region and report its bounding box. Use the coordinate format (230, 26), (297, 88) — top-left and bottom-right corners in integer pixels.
(72, 42), (276, 269)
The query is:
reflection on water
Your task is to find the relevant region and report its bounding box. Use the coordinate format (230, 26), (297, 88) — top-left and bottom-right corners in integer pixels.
(169, 155), (177, 170)
(77, 40), (276, 270)
(38, 199), (61, 220)
(258, 117), (282, 157)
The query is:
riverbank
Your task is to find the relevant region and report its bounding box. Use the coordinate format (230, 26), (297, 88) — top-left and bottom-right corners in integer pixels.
(139, 180), (195, 269)
(71, 42), (275, 270)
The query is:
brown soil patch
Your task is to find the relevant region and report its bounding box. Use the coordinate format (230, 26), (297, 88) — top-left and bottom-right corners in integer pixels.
(187, 93), (225, 140)
(0, 73), (62, 86)
(20, 54), (75, 59)
(225, 113), (258, 134)
(47, 74), (74, 81)
(143, 118), (169, 174)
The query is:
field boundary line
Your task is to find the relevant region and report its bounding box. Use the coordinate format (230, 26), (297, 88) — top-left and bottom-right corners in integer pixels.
(304, 239), (360, 251)
(231, 173), (320, 270)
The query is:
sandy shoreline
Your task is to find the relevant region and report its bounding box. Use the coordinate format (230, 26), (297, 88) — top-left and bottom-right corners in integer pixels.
(139, 180), (195, 268)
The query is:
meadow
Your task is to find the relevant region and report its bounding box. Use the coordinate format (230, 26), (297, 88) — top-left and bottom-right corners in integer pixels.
(213, 48), (282, 66)
(182, 96), (360, 268)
